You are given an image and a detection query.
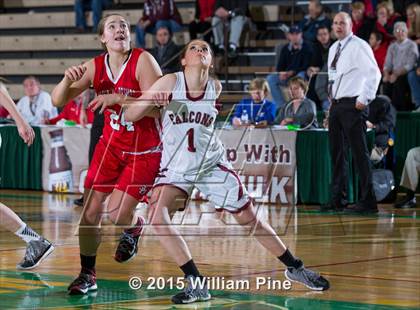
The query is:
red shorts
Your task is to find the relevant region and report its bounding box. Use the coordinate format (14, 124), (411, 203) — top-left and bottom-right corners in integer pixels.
(84, 138), (161, 201)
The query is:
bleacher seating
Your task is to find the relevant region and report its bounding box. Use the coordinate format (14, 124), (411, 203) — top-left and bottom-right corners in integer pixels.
(0, 0), (309, 106)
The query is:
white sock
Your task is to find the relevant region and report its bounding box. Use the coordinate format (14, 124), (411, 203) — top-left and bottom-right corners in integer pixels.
(15, 224), (41, 243)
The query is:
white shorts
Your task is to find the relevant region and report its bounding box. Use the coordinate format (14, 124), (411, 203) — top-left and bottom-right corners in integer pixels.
(154, 160), (250, 213)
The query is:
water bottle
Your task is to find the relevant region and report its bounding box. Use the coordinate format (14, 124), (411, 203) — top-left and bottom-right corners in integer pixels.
(241, 109), (249, 124)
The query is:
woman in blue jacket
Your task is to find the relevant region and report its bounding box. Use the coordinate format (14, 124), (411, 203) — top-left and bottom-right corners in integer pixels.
(232, 78), (276, 127)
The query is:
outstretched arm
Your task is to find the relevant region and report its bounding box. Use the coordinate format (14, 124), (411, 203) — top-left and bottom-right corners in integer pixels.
(124, 74), (177, 122)
(0, 84), (35, 146)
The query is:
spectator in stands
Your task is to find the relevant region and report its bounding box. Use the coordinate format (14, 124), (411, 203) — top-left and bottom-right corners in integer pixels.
(212, 0), (249, 58)
(267, 25), (313, 110)
(231, 78), (276, 128)
(45, 91), (94, 125)
(406, 3), (420, 43)
(383, 22), (419, 111)
(298, 0), (331, 43)
(307, 25), (334, 111)
(394, 146), (419, 208)
(369, 31), (387, 72)
(150, 26), (182, 74)
(407, 60), (420, 111)
(373, 2), (402, 45)
(189, 0), (216, 44)
(135, 0), (182, 48)
(351, 1), (375, 42)
(275, 77), (318, 129)
(16, 76), (57, 125)
(366, 95), (396, 163)
(74, 0), (112, 33)
(359, 0), (376, 18)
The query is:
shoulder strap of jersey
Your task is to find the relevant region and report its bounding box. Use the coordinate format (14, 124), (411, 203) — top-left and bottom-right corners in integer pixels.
(93, 53), (107, 92)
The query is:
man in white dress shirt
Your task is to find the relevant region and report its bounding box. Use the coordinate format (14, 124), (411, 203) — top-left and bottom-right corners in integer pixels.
(327, 12), (381, 214)
(16, 76), (57, 125)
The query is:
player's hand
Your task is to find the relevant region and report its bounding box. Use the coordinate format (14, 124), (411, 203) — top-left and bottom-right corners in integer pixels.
(64, 65), (87, 83)
(152, 91), (171, 107)
(89, 94), (122, 114)
(16, 121), (35, 146)
(355, 101), (366, 110)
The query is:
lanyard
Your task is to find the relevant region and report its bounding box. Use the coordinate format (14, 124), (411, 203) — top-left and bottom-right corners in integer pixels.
(251, 99), (265, 121)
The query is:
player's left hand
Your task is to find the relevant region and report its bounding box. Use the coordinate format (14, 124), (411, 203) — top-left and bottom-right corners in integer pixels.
(88, 94), (122, 114)
(355, 102), (366, 110)
(16, 121), (35, 146)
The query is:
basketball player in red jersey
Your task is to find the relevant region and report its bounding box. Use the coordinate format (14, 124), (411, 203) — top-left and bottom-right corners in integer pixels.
(51, 14), (162, 295)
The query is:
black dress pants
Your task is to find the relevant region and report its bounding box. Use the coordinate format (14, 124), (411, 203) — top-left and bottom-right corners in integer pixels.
(329, 97), (377, 208)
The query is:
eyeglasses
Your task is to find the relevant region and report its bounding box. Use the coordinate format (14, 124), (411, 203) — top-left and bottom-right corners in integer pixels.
(395, 29), (406, 33)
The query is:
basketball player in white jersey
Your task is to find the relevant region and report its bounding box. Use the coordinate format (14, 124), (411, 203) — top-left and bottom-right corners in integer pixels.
(91, 39), (330, 304)
(0, 82), (54, 270)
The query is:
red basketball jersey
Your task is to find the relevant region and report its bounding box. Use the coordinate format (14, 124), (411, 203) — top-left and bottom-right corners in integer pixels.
(93, 48), (161, 152)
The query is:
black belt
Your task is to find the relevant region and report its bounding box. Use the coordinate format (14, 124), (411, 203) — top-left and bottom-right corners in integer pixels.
(332, 96), (358, 104)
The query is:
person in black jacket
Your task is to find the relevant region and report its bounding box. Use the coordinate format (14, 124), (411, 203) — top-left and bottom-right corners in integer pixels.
(307, 25), (334, 111)
(150, 26), (182, 74)
(367, 95), (396, 164)
(267, 25), (313, 110)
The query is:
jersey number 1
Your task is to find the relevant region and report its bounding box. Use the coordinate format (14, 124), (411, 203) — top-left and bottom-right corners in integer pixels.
(186, 128), (196, 152)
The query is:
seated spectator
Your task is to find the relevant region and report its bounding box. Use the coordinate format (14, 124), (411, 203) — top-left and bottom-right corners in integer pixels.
(406, 3), (420, 43)
(383, 22), (419, 111)
(373, 2), (402, 46)
(359, 0), (376, 18)
(16, 76), (57, 126)
(189, 0), (216, 44)
(267, 25), (313, 110)
(307, 25), (334, 111)
(150, 26), (182, 74)
(74, 0), (111, 33)
(135, 0), (182, 48)
(45, 91), (94, 125)
(231, 78), (276, 128)
(212, 0), (249, 58)
(298, 0), (331, 43)
(366, 95), (396, 163)
(369, 31), (387, 72)
(275, 77), (318, 129)
(394, 146), (419, 208)
(407, 60), (420, 111)
(351, 1), (375, 42)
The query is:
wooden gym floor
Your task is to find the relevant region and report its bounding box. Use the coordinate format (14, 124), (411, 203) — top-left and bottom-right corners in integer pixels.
(0, 189), (419, 309)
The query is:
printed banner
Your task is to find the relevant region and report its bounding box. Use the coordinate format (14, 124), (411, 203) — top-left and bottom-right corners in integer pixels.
(40, 127), (297, 204)
(193, 128), (297, 205)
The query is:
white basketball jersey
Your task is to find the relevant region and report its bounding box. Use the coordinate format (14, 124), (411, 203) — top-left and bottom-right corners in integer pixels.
(160, 71), (224, 175)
